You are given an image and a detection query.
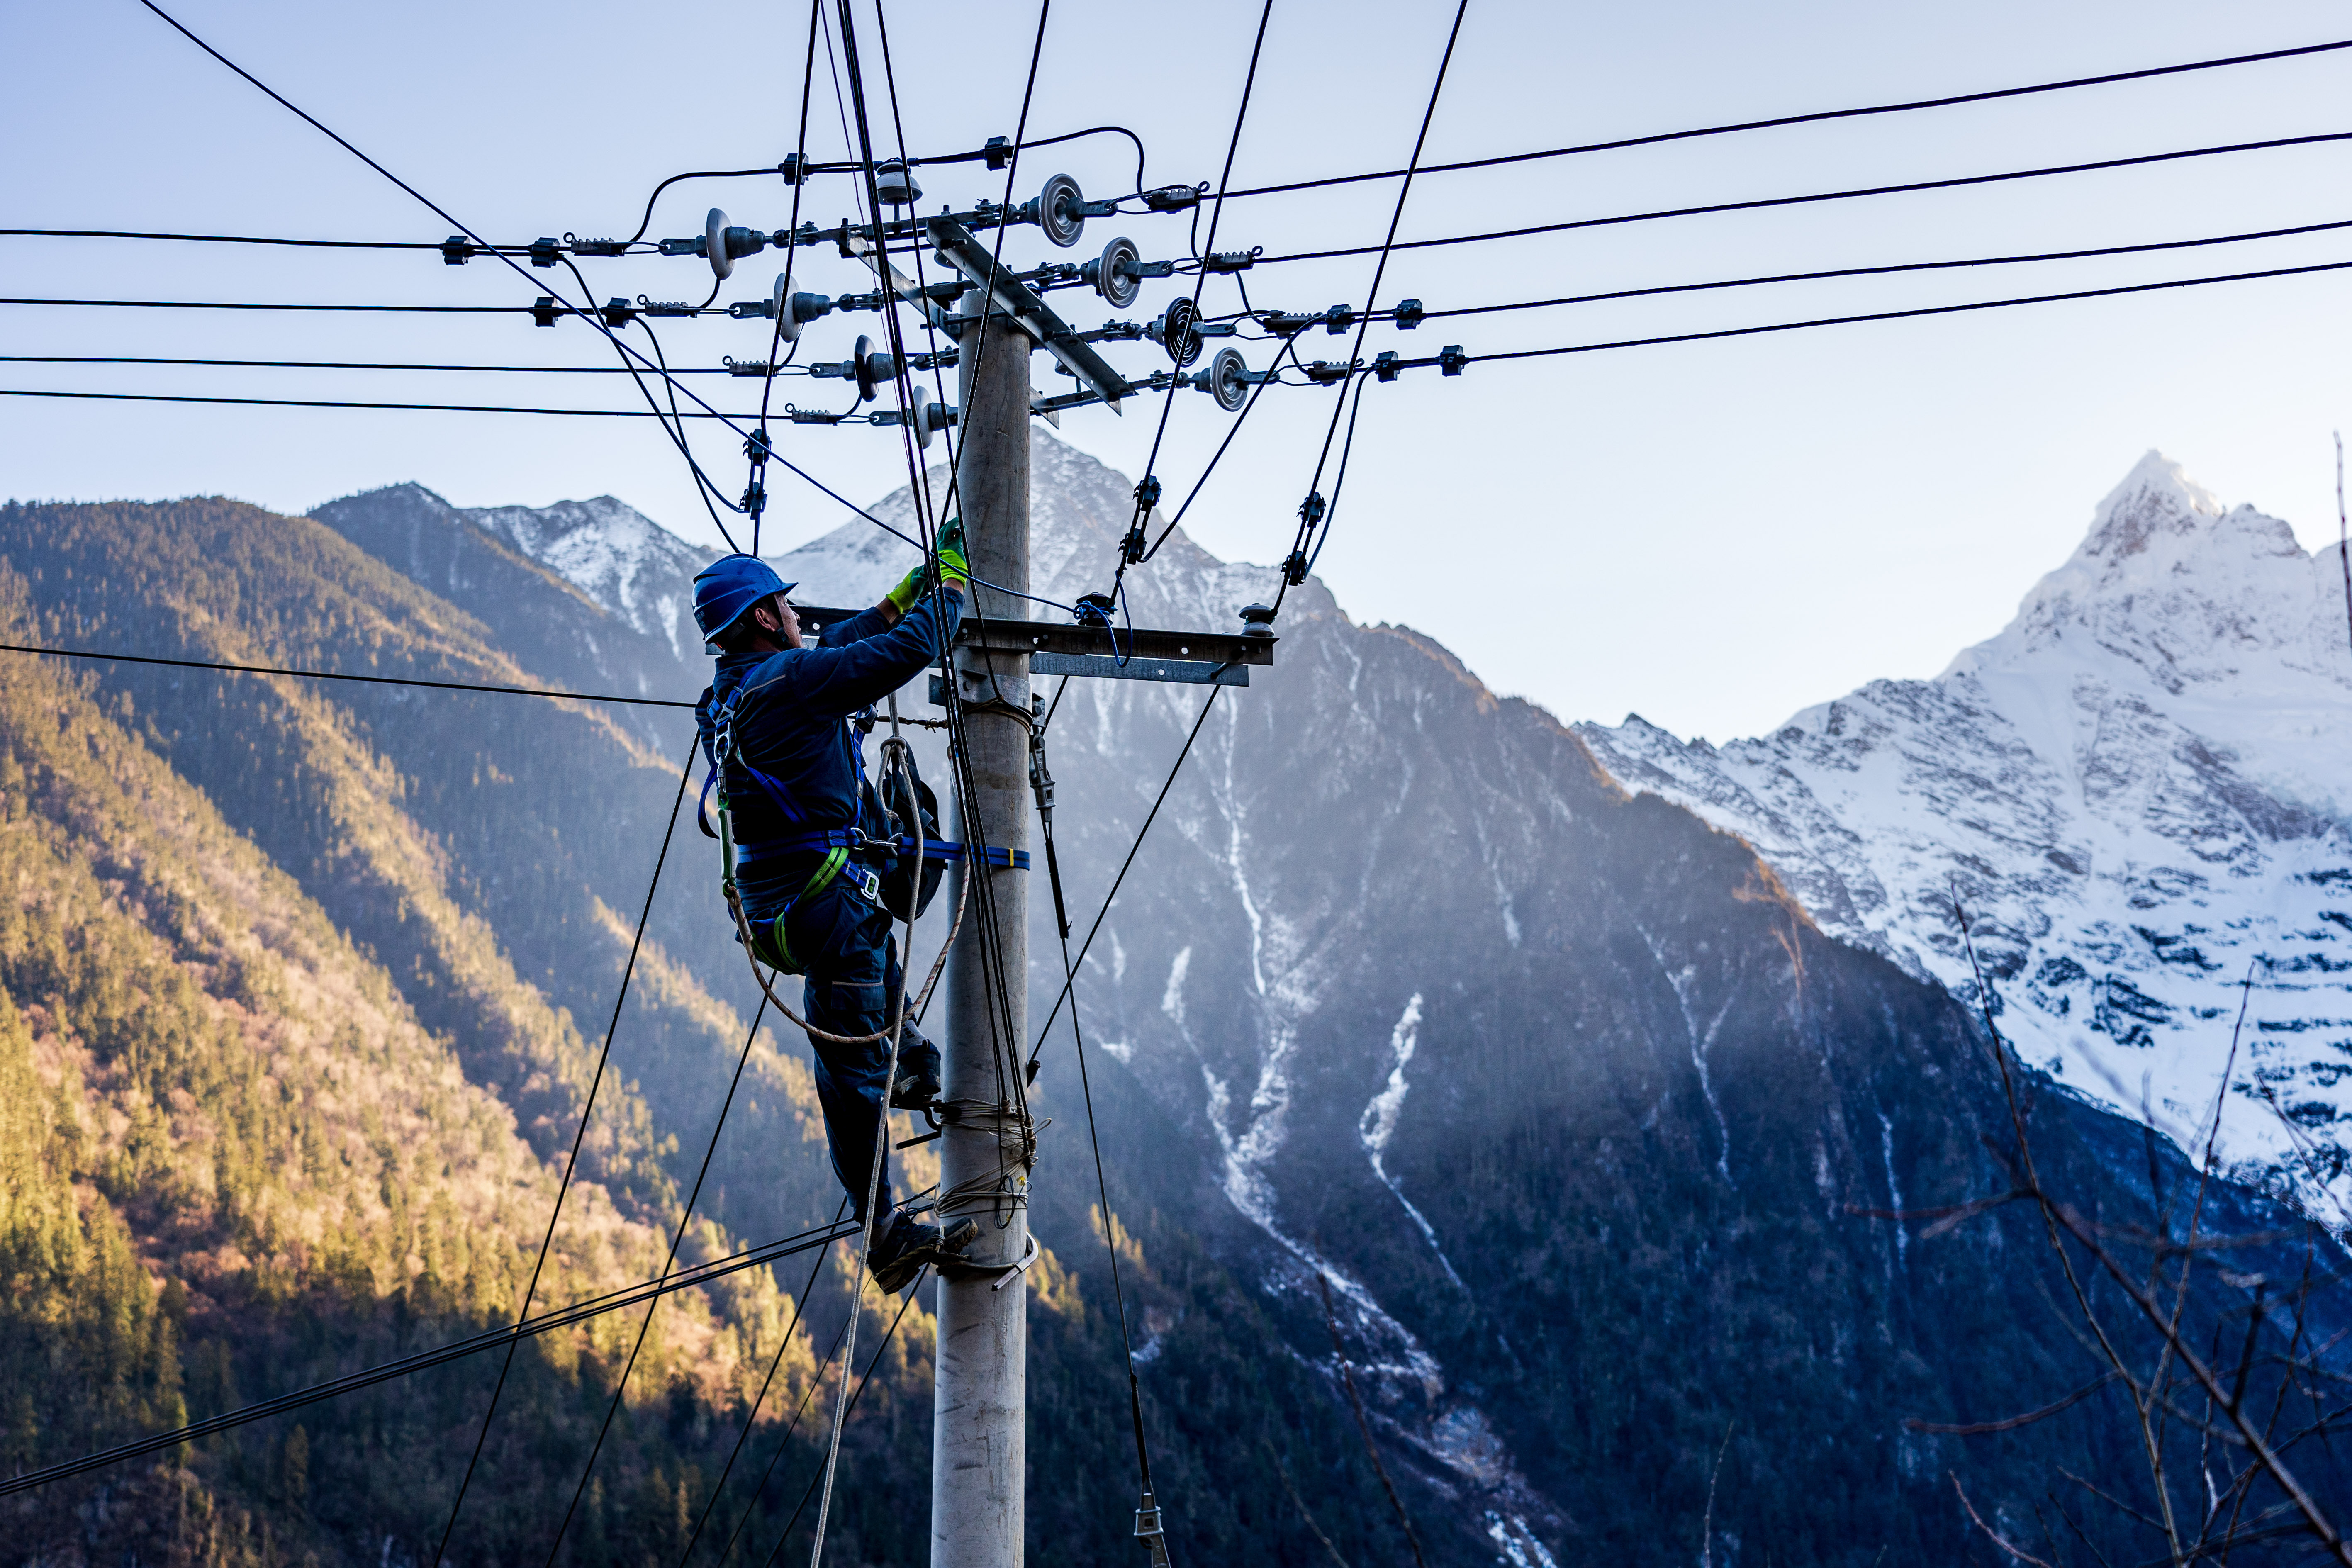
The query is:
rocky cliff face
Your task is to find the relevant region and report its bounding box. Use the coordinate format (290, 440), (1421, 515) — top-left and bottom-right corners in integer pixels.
(1578, 453), (2352, 1218)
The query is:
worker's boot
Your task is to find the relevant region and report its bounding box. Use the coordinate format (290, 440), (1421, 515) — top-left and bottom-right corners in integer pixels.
(867, 1205), (979, 1293)
(889, 1029), (942, 1112)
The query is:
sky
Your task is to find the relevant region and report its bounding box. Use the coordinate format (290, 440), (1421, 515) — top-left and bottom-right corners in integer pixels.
(6, 0), (2352, 740)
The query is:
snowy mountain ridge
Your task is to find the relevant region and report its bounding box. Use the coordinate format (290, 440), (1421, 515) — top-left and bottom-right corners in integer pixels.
(1578, 453), (2352, 1216)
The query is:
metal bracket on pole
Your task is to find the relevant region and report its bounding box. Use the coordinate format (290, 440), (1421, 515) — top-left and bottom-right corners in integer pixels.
(926, 218), (1129, 413)
(841, 233), (965, 341)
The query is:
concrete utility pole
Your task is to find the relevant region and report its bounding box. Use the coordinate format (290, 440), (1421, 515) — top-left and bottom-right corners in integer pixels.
(935, 292), (1032, 1568)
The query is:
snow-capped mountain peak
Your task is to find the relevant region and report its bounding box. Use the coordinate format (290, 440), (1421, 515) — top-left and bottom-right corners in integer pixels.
(1580, 453), (2352, 1219)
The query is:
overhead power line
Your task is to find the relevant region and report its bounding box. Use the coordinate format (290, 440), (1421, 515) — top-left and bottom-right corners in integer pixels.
(0, 228), (448, 250)
(1215, 35), (2352, 202)
(0, 297), (523, 313)
(1396, 254), (2352, 370)
(0, 388), (740, 418)
(1255, 129), (2352, 267)
(1412, 216), (2352, 320)
(0, 1215), (862, 1498)
(0, 354), (750, 374)
(0, 637), (699, 707)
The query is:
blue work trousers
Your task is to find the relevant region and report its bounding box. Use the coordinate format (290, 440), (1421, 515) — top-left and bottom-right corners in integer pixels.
(742, 867), (916, 1220)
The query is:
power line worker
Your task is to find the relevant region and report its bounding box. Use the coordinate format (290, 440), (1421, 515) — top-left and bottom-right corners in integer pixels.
(693, 524), (976, 1291)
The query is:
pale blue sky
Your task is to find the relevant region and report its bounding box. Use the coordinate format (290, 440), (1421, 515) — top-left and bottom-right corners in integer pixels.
(6, 0), (2352, 739)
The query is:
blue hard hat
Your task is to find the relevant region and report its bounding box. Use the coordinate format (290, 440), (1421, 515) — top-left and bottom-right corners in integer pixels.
(693, 553), (797, 643)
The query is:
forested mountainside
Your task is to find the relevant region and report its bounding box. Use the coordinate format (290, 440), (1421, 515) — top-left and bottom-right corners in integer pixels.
(0, 441), (2342, 1566)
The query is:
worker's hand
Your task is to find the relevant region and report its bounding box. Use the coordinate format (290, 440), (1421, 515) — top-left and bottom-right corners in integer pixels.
(933, 517), (970, 591)
(884, 561), (927, 618)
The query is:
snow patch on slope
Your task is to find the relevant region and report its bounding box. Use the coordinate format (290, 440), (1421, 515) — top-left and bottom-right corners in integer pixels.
(1579, 452), (2352, 1217)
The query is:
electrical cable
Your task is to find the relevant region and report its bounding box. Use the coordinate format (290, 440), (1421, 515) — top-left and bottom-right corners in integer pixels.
(1034, 722), (1161, 1524)
(1273, 0), (1469, 612)
(0, 1215), (864, 1500)
(702, 1261), (860, 1568)
(753, 1277), (927, 1568)
(673, 1194), (847, 1566)
(538, 986), (784, 1565)
(0, 636), (699, 707)
(1210, 34), (2352, 202)
(0, 387), (738, 417)
(1028, 684), (1223, 1056)
(0, 227), (451, 249)
(1108, 0), (1274, 593)
(0, 353), (757, 373)
(1379, 253), (2352, 370)
(1135, 336), (1301, 564)
(1408, 214), (2352, 320)
(748, 0), (830, 556)
(126, 0), (771, 549)
(0, 297), (525, 313)
(430, 734), (697, 1566)
(1250, 128), (2352, 268)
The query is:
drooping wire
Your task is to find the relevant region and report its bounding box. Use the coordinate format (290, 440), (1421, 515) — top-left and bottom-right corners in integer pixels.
(752, 1276), (927, 1568)
(0, 637), (699, 707)
(1131, 335), (1302, 567)
(675, 1195), (852, 1566)
(1028, 684), (1224, 1057)
(1033, 717), (1162, 1519)
(1249, 128), (2352, 269)
(0, 1215), (862, 1499)
(537, 981), (787, 1564)
(0, 352), (765, 372)
(1405, 215), (2352, 321)
(431, 733), (699, 1567)
(1379, 254), (2352, 370)
(1110, 0), (1275, 590)
(126, 0), (765, 548)
(749, 0), (830, 556)
(1206, 35), (2352, 203)
(1273, 0), (1469, 612)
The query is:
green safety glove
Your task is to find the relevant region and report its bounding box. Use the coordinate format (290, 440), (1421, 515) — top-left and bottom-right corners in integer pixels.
(884, 519), (970, 616)
(933, 516), (969, 589)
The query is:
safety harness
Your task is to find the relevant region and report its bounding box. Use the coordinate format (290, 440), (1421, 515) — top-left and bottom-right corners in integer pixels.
(706, 681), (1032, 974)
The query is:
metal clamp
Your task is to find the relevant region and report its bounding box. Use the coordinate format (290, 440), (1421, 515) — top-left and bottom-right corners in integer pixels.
(989, 1234), (1041, 1291)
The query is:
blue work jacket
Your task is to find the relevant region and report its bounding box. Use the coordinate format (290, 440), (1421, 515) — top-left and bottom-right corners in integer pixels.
(695, 589), (962, 852)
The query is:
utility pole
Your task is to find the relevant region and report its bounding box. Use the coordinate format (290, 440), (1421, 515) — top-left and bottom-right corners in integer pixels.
(935, 288), (1032, 1568)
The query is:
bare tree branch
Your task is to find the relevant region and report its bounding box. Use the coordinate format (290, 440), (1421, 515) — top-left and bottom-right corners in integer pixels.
(1956, 1471), (2059, 1567)
(1909, 1372), (2124, 1435)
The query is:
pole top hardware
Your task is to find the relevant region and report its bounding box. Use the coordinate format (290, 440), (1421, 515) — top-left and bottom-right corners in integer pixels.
(1303, 359), (1358, 385)
(1200, 248), (1260, 274)
(928, 216), (1130, 412)
(875, 159), (922, 207)
(1141, 184), (1205, 212)
(1151, 298), (1202, 368)
(1083, 236), (1143, 308)
(705, 208), (767, 281)
(1026, 172), (1088, 248)
(567, 234), (629, 257)
(1190, 346), (1250, 411)
(1240, 603), (1276, 638)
